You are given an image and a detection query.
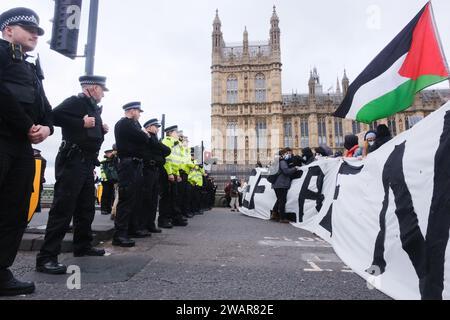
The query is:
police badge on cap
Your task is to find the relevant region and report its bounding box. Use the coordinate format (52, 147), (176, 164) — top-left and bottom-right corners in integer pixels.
(0, 7), (44, 36)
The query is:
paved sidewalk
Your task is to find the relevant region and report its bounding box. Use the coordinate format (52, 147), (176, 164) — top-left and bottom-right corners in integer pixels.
(21, 209), (115, 252)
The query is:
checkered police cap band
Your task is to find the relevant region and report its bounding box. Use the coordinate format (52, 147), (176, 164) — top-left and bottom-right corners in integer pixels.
(0, 14), (38, 31)
(80, 80), (104, 86)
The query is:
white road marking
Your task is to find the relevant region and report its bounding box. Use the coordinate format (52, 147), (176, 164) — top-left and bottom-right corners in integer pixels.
(304, 261), (333, 272)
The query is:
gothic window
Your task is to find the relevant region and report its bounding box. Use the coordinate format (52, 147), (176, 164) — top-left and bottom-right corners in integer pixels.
(318, 117), (327, 146)
(256, 120), (267, 151)
(284, 121), (293, 148)
(387, 117), (397, 136)
(334, 119), (344, 148)
(300, 118), (309, 148)
(405, 115), (424, 130)
(352, 121), (361, 135)
(226, 122), (238, 151)
(255, 73), (266, 103)
(369, 121), (379, 132)
(227, 75), (238, 104)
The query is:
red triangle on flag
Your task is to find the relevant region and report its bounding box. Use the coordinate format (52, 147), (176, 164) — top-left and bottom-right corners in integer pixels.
(399, 3), (449, 80)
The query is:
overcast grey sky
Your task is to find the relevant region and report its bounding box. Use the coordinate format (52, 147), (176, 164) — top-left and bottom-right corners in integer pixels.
(1, 0), (449, 182)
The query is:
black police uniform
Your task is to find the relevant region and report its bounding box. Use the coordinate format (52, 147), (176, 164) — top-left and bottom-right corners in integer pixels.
(100, 153), (118, 215)
(114, 115), (149, 245)
(36, 93), (105, 268)
(0, 36), (53, 289)
(140, 131), (171, 232)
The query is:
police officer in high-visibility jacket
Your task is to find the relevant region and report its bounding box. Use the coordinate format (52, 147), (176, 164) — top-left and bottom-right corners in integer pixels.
(188, 162), (204, 215)
(177, 133), (195, 219)
(159, 126), (188, 228)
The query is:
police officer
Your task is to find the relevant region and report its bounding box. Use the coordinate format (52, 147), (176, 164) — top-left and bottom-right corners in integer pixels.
(141, 119), (171, 233)
(36, 75), (109, 274)
(100, 148), (118, 215)
(159, 126), (188, 228)
(178, 134), (194, 218)
(0, 7), (53, 296)
(113, 102), (149, 246)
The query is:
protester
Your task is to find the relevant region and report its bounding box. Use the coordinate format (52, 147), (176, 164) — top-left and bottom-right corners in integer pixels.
(314, 146), (331, 157)
(370, 124), (392, 152)
(301, 147), (315, 165)
(238, 179), (247, 206)
(272, 148), (300, 223)
(229, 177), (240, 212)
(344, 134), (360, 157)
(363, 130), (377, 156)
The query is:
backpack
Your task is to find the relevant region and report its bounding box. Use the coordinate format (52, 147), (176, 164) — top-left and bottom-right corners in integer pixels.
(266, 156), (280, 184)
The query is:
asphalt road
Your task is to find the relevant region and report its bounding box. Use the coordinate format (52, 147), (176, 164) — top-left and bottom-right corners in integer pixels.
(4, 208), (389, 300)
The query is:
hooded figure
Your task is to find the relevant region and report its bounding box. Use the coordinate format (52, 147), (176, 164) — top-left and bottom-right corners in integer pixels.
(301, 147), (315, 165)
(315, 145), (332, 157)
(370, 124), (392, 153)
(344, 134), (360, 157)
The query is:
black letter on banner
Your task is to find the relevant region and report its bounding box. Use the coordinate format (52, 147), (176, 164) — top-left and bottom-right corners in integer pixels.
(366, 141), (426, 296)
(243, 174), (266, 210)
(298, 166), (325, 223)
(319, 161), (364, 235)
(423, 111), (450, 300)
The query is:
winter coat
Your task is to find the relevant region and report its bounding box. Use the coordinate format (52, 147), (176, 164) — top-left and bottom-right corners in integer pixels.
(272, 159), (297, 189)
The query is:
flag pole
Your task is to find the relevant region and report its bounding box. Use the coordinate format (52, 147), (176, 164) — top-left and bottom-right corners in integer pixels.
(429, 0), (450, 88)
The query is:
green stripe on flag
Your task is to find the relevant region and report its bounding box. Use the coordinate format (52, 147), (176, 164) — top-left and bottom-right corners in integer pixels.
(356, 75), (448, 123)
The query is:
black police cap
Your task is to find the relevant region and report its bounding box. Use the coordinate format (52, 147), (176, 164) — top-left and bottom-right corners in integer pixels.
(79, 75), (109, 91)
(164, 125), (178, 133)
(122, 101), (144, 112)
(0, 7), (44, 36)
(143, 118), (161, 129)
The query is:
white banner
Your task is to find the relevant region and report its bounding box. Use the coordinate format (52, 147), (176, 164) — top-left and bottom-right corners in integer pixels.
(241, 101), (450, 300)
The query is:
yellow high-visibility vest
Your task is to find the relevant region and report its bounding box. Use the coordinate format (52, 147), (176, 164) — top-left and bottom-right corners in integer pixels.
(162, 136), (182, 176)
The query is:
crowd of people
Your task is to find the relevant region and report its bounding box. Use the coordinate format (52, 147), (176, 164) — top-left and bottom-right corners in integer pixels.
(0, 7), (217, 297)
(267, 124), (393, 223)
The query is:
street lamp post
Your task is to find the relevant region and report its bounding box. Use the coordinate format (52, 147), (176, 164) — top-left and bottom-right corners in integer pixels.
(85, 0), (99, 75)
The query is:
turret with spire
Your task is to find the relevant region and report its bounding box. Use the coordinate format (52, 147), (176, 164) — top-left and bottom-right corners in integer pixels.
(308, 67), (323, 96)
(336, 77), (341, 95)
(212, 9), (224, 61)
(342, 69), (350, 95)
(270, 6), (280, 54)
(308, 71), (316, 97)
(243, 26), (249, 58)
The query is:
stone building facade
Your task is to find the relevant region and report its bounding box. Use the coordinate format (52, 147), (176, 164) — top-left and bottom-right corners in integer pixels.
(210, 7), (450, 165)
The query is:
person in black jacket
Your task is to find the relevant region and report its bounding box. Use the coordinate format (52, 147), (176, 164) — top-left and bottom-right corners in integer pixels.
(272, 148), (301, 223)
(113, 102), (149, 246)
(301, 147), (315, 165)
(36, 75), (109, 275)
(0, 7), (53, 296)
(141, 118), (171, 233)
(369, 124), (392, 153)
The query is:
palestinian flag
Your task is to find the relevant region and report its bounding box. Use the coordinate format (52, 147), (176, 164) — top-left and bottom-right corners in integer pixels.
(334, 2), (449, 123)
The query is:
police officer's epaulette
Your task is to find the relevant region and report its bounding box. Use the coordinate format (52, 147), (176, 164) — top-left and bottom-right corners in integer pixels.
(9, 43), (23, 61)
